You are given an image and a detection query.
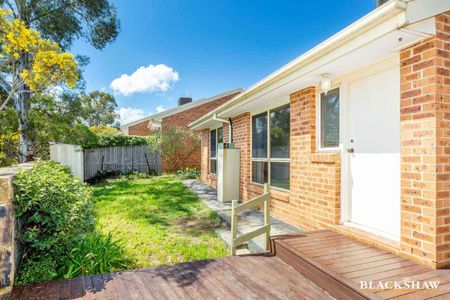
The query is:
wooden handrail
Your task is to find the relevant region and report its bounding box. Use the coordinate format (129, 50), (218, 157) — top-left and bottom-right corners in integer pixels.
(230, 183), (271, 255)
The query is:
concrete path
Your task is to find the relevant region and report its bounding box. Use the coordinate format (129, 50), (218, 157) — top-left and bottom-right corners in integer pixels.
(183, 180), (302, 253)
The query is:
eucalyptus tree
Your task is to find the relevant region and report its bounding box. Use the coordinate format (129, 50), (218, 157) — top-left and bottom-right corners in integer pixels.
(0, 0), (119, 162)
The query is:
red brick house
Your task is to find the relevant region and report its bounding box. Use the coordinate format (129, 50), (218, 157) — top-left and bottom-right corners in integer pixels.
(190, 1), (450, 269)
(120, 88), (242, 171)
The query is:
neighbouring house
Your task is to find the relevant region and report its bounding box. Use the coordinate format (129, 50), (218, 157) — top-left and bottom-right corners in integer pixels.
(190, 0), (450, 269)
(120, 88), (243, 172)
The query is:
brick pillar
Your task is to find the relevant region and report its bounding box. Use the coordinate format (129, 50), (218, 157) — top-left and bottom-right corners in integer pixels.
(231, 113), (251, 201)
(200, 129), (209, 183)
(399, 11), (450, 268)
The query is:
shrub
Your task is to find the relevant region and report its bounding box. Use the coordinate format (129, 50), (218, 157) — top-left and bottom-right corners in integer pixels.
(81, 134), (148, 149)
(176, 167), (200, 179)
(64, 232), (130, 278)
(14, 161), (94, 284)
(147, 126), (201, 172)
(15, 255), (59, 285)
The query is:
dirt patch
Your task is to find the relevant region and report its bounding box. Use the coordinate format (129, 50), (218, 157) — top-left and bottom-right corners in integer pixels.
(173, 216), (222, 234)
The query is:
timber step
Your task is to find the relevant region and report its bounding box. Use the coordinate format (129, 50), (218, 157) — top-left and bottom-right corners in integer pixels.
(271, 230), (450, 300)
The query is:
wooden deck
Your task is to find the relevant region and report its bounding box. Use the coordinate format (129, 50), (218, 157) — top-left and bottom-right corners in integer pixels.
(273, 230), (450, 300)
(12, 230), (450, 299)
(11, 254), (334, 300)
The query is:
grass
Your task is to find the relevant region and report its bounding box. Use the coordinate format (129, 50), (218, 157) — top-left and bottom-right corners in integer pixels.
(92, 175), (228, 268)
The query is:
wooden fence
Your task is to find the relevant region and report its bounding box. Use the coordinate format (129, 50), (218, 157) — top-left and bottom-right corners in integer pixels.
(50, 143), (161, 181)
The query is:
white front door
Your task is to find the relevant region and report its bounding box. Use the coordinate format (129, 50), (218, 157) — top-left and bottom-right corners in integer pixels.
(346, 65), (400, 240)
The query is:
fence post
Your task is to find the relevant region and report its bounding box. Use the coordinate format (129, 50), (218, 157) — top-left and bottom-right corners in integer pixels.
(231, 199), (238, 255)
(264, 183), (270, 251)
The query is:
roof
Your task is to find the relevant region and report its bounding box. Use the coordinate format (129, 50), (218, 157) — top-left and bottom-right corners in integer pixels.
(190, 0), (448, 130)
(119, 88), (243, 131)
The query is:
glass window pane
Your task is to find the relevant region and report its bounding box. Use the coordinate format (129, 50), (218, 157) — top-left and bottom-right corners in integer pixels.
(251, 161), (268, 184)
(270, 105), (290, 158)
(210, 159), (217, 174)
(217, 127), (223, 144)
(270, 162), (290, 190)
(321, 88), (340, 148)
(252, 113), (267, 158)
(210, 129), (217, 158)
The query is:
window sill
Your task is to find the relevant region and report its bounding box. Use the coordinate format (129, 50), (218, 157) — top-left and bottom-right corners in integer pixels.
(309, 152), (340, 164)
(248, 183), (290, 202)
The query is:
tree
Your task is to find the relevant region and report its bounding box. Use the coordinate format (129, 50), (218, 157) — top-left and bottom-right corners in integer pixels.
(89, 125), (119, 136)
(0, 8), (79, 162)
(147, 127), (201, 172)
(0, 0), (119, 162)
(79, 91), (118, 127)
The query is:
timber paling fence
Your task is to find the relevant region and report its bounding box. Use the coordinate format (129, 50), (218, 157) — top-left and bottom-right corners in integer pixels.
(50, 143), (162, 181)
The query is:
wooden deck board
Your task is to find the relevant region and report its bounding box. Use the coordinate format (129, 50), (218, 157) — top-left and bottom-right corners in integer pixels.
(273, 230), (450, 300)
(11, 255), (334, 300)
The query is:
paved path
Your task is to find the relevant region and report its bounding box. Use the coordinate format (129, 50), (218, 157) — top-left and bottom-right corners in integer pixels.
(184, 180), (302, 252)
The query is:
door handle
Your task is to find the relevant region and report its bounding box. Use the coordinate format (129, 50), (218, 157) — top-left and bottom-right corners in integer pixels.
(347, 148), (354, 153)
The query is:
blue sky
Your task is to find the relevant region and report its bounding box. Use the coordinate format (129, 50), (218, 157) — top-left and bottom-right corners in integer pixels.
(72, 0), (374, 125)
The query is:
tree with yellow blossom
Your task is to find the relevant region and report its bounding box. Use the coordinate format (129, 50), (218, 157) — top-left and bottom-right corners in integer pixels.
(0, 8), (79, 162)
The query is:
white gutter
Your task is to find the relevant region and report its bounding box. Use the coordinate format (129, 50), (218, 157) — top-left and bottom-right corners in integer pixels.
(190, 0), (408, 129)
(212, 114), (232, 143)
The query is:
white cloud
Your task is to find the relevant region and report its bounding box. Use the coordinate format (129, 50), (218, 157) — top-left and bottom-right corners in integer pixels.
(110, 64), (179, 96)
(117, 107), (146, 125)
(156, 105), (166, 113)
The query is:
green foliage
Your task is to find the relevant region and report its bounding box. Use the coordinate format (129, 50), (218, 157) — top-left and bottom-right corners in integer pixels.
(90, 125), (119, 135)
(0, 91), (121, 165)
(147, 126), (201, 172)
(64, 232), (130, 279)
(14, 161), (95, 284)
(81, 134), (148, 149)
(176, 167), (200, 179)
(15, 255), (59, 285)
(1, 0), (120, 50)
(79, 91), (118, 127)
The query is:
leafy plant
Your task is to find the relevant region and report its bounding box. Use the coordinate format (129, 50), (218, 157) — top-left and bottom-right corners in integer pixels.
(81, 134), (149, 149)
(176, 167), (201, 179)
(64, 232), (130, 278)
(14, 255), (59, 285)
(14, 161), (94, 284)
(147, 126), (201, 172)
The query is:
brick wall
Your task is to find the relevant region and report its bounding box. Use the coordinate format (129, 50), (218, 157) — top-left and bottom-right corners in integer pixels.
(161, 92), (239, 173)
(240, 88), (340, 230)
(200, 90), (341, 231)
(399, 11), (450, 268)
(127, 120), (151, 136)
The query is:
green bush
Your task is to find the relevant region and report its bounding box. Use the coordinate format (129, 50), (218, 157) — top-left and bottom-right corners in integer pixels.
(64, 232), (130, 278)
(15, 255), (59, 284)
(14, 161), (95, 284)
(176, 167), (200, 179)
(81, 134), (148, 149)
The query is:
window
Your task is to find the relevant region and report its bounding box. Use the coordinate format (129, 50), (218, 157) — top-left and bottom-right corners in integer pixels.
(210, 127), (223, 174)
(251, 105), (290, 190)
(320, 88), (340, 149)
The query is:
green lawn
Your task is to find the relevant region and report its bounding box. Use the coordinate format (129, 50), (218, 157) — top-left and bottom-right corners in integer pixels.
(92, 175), (228, 268)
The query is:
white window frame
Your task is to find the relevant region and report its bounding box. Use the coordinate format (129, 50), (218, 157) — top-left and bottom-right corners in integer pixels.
(209, 127), (223, 174)
(316, 86), (341, 152)
(250, 104), (290, 191)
